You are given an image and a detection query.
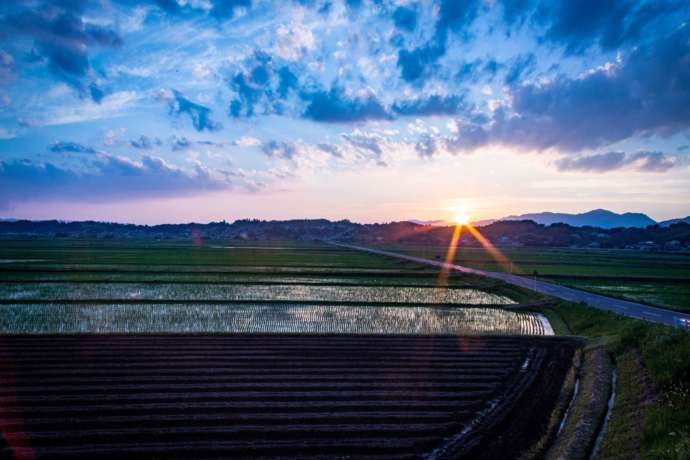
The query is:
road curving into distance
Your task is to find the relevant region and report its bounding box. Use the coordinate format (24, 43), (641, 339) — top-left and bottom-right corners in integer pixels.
(330, 242), (690, 329)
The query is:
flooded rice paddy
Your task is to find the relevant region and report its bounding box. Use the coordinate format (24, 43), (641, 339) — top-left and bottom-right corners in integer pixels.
(0, 303), (549, 335)
(0, 283), (516, 305)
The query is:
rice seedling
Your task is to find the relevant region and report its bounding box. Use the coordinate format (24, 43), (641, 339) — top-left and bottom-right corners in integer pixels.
(0, 283), (516, 305)
(0, 303), (549, 335)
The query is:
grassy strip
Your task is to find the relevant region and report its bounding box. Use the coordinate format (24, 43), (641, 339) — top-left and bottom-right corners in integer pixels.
(598, 350), (654, 460)
(555, 280), (690, 312)
(546, 347), (612, 460)
(545, 302), (690, 459)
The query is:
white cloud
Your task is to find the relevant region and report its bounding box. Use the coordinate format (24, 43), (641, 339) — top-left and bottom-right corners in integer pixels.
(273, 23), (316, 61)
(110, 65), (154, 78)
(41, 91), (141, 126)
(233, 136), (262, 147)
(0, 127), (18, 140)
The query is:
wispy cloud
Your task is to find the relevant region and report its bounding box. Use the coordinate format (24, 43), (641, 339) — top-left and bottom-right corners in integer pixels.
(166, 90), (223, 132)
(50, 141), (99, 154)
(555, 151), (678, 173)
(0, 153), (230, 205)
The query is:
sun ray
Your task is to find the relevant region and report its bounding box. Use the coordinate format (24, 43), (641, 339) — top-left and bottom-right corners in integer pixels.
(436, 223), (463, 288)
(464, 224), (514, 273)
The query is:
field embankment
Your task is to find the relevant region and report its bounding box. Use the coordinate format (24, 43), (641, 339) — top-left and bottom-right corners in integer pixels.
(543, 302), (690, 459)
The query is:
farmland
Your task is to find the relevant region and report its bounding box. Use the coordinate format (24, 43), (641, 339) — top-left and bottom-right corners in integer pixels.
(0, 304), (549, 335)
(0, 334), (577, 459)
(374, 244), (690, 311)
(0, 238), (623, 459)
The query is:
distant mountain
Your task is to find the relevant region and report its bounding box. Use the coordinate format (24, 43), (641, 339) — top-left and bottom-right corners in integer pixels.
(470, 219), (497, 227)
(406, 219), (450, 226)
(660, 216), (690, 227)
(501, 209), (656, 229)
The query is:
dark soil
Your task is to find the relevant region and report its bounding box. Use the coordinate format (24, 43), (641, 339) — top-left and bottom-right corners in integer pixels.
(0, 334), (579, 459)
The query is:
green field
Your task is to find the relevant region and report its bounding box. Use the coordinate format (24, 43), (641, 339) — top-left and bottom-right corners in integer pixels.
(0, 239), (545, 335)
(374, 243), (690, 311)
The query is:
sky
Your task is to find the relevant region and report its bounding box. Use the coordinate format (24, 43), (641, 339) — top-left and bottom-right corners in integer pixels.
(0, 0), (689, 224)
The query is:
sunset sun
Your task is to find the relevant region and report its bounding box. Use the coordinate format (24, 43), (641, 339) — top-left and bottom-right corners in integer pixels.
(454, 211), (470, 227)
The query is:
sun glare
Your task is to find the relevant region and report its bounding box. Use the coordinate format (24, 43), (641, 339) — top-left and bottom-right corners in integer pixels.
(454, 211), (470, 227)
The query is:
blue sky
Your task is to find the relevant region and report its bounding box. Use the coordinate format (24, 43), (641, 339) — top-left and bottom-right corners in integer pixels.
(1, 0), (689, 223)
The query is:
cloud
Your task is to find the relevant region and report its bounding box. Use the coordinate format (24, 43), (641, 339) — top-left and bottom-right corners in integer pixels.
(317, 143), (343, 158)
(301, 86), (390, 123)
(0, 154), (228, 205)
(228, 53), (298, 118)
(172, 137), (192, 151)
(261, 140), (297, 159)
(450, 25), (690, 153)
(166, 90), (222, 132)
(456, 59), (482, 82)
(444, 123), (490, 153)
(273, 23), (316, 61)
(233, 136), (261, 147)
(504, 53), (536, 85)
(169, 136), (223, 151)
(342, 134), (382, 157)
(0, 127), (18, 140)
(36, 90), (140, 126)
(3, 2), (122, 101)
(49, 141), (98, 154)
(0, 49), (15, 83)
(392, 94), (467, 116)
(130, 135), (161, 150)
(396, 0), (482, 82)
(555, 151), (677, 173)
(229, 62), (269, 118)
(415, 134), (439, 158)
(536, 0), (684, 54)
(209, 0), (252, 20)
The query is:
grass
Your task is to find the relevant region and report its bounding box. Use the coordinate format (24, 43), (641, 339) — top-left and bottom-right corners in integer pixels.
(374, 244), (690, 278)
(0, 239), (410, 269)
(545, 301), (690, 459)
(598, 350), (654, 459)
(558, 279), (690, 312)
(375, 243), (690, 313)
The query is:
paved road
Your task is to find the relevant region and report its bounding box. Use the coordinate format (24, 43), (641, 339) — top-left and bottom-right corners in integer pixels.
(331, 242), (690, 329)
